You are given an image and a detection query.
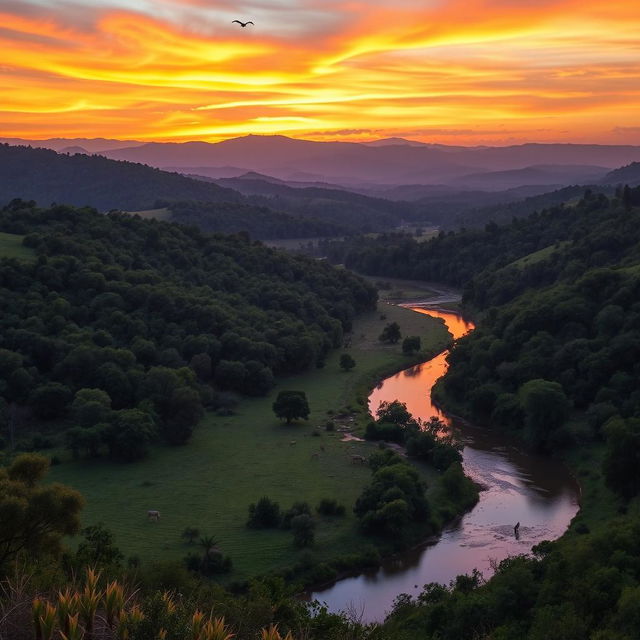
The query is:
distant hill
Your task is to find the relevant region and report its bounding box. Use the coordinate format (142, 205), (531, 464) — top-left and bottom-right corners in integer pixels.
(0, 137), (143, 153)
(100, 135), (640, 186)
(203, 173), (422, 231)
(452, 164), (608, 191)
(0, 143), (241, 210)
(602, 162), (640, 185)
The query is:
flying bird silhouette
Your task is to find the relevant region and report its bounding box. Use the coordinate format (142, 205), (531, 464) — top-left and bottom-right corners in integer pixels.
(232, 20), (254, 28)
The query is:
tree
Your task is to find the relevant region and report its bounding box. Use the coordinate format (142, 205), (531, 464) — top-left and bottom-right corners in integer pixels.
(402, 335), (421, 355)
(71, 388), (112, 428)
(29, 383), (72, 420)
(379, 322), (401, 344)
(102, 409), (156, 462)
(291, 514), (315, 548)
(272, 391), (309, 424)
(602, 416), (640, 498)
(518, 379), (570, 450)
(247, 496), (281, 529)
(75, 523), (124, 568)
(339, 353), (356, 372)
(161, 386), (203, 446)
(0, 454), (84, 569)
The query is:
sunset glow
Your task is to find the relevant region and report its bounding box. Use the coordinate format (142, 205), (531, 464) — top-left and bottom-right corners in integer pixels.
(1, 0), (639, 144)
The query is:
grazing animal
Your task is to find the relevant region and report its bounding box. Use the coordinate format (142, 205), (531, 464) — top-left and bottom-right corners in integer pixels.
(351, 454), (366, 464)
(232, 20), (254, 27)
(289, 440), (297, 446)
(147, 510), (160, 521)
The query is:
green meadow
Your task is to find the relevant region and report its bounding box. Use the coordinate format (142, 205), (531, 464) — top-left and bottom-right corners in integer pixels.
(50, 303), (451, 580)
(0, 231), (34, 260)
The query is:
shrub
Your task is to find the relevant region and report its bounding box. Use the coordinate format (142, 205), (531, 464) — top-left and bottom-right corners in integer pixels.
(281, 502), (311, 529)
(291, 514), (315, 548)
(247, 496), (281, 529)
(316, 498), (346, 517)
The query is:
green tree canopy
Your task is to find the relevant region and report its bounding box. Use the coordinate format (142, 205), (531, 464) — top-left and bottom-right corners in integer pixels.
(339, 353), (356, 372)
(379, 322), (402, 344)
(0, 454), (84, 569)
(272, 391), (310, 424)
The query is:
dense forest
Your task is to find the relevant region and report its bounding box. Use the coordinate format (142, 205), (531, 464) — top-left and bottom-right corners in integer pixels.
(0, 200), (376, 459)
(158, 200), (346, 240)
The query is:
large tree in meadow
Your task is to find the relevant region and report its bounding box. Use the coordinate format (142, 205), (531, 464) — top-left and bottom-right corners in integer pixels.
(272, 391), (310, 424)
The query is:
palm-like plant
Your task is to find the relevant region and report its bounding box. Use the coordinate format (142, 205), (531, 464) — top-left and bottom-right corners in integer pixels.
(200, 616), (234, 640)
(260, 623), (295, 640)
(59, 613), (83, 640)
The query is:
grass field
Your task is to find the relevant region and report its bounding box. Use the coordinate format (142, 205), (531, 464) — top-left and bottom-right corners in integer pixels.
(507, 241), (570, 269)
(0, 232), (34, 260)
(126, 208), (172, 221)
(50, 303), (451, 580)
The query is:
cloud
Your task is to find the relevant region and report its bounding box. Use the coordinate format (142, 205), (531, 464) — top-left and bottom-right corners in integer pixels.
(0, 0), (639, 143)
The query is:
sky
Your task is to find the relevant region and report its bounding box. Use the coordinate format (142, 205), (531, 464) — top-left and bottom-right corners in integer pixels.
(1, 0), (639, 145)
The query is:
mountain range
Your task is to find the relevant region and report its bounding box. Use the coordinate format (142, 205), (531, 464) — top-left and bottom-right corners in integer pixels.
(5, 135), (640, 191)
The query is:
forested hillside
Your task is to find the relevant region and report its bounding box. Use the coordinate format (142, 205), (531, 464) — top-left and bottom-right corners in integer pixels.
(157, 200), (346, 239)
(324, 187), (640, 287)
(0, 200), (376, 457)
(0, 144), (241, 209)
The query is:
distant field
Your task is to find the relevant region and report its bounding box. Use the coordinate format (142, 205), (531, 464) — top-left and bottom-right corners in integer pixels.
(126, 208), (172, 221)
(507, 241), (570, 269)
(362, 274), (439, 303)
(50, 302), (450, 580)
(0, 232), (34, 260)
(263, 237), (332, 251)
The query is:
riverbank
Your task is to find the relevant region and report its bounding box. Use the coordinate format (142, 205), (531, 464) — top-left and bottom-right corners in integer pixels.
(432, 380), (619, 536)
(310, 303), (579, 622)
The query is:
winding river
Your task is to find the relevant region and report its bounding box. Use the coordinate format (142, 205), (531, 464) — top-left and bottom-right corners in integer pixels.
(309, 297), (580, 623)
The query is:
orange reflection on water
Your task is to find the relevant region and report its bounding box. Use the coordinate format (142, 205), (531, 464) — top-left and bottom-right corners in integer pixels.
(368, 308), (474, 425)
(409, 307), (475, 340)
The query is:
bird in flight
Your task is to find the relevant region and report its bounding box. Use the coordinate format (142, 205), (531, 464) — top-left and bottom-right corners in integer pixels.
(232, 20), (254, 28)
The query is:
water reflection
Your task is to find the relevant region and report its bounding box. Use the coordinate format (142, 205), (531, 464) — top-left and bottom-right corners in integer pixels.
(310, 305), (579, 623)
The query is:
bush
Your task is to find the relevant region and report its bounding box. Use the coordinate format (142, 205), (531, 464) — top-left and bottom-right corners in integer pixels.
(291, 514), (315, 548)
(282, 502), (311, 529)
(402, 335), (421, 354)
(247, 496), (281, 529)
(316, 498), (346, 517)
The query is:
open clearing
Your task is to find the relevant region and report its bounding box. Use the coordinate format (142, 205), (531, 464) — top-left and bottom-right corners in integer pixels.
(0, 232), (34, 260)
(126, 208), (172, 221)
(50, 302), (450, 580)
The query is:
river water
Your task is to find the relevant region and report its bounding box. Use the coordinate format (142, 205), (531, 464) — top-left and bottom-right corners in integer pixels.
(309, 301), (580, 623)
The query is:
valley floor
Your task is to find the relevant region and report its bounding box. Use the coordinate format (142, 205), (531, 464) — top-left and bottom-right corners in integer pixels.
(49, 302), (451, 581)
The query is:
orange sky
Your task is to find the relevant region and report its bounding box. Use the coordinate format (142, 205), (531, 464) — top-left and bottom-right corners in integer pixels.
(1, 0), (639, 145)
